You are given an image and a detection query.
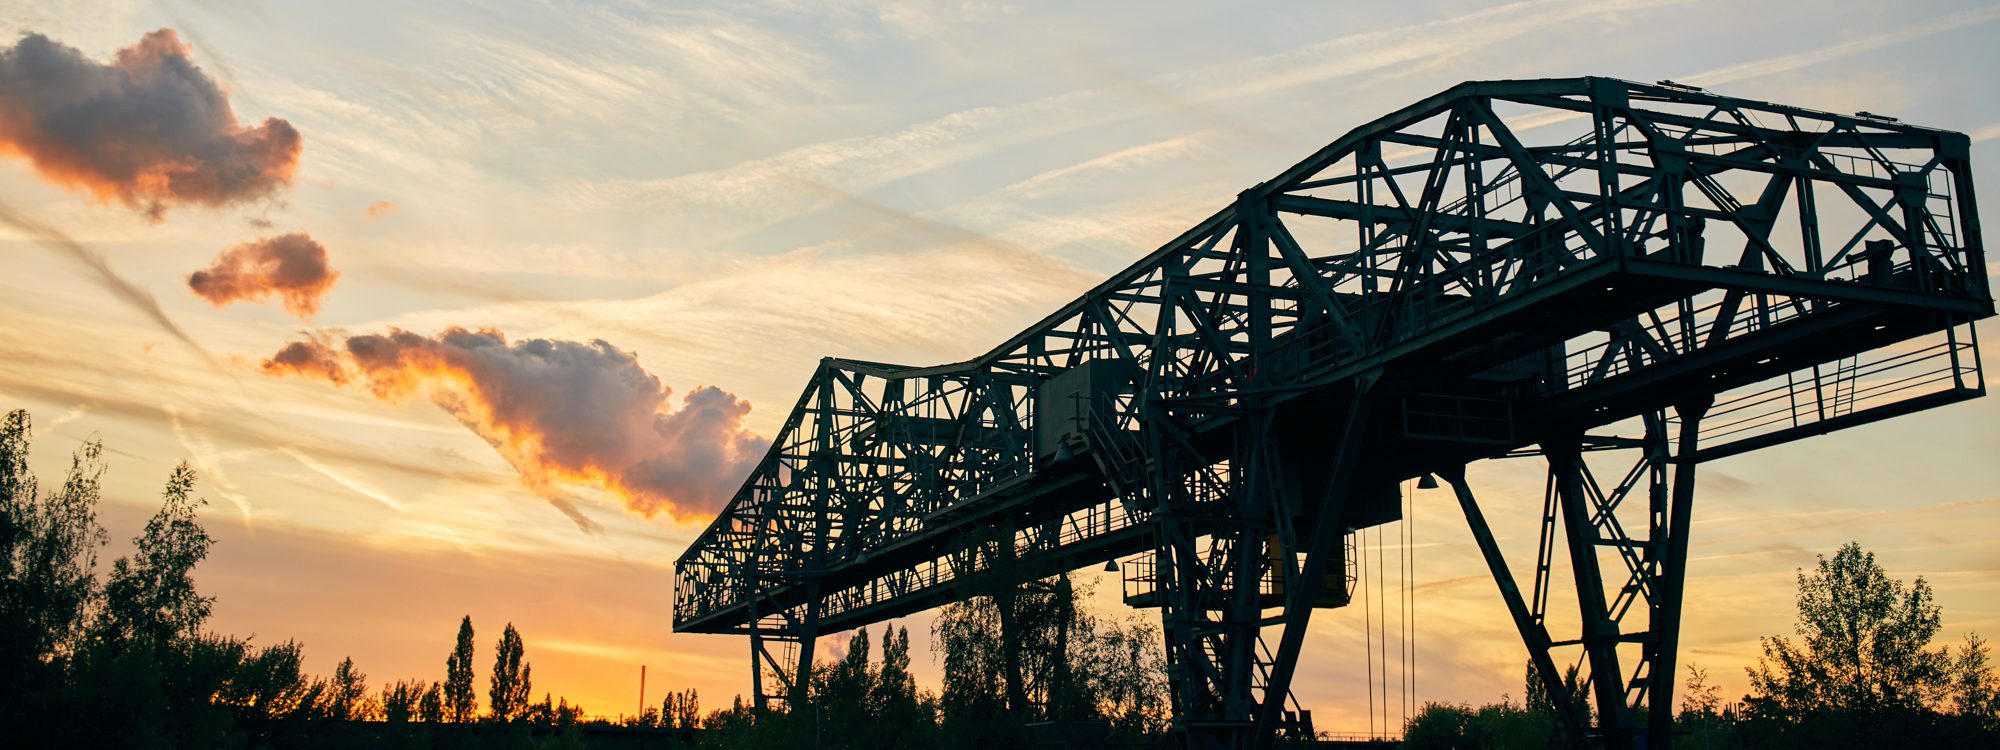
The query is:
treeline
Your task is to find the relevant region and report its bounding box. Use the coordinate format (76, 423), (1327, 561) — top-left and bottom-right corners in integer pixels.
(697, 573), (1169, 750)
(1, 409), (328, 746)
(2, 408), (1169, 748)
(0, 409), (568, 748)
(1404, 542), (2000, 749)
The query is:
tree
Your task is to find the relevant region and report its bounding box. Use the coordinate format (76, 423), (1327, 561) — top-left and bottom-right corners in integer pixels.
(1747, 542), (1951, 717)
(793, 623), (942, 748)
(531, 692), (586, 728)
(327, 656), (375, 720)
(1675, 663), (1737, 748)
(662, 688), (700, 730)
(1073, 615), (1168, 738)
(1402, 700), (1550, 750)
(1947, 634), (2000, 731)
(935, 591), (1019, 748)
(95, 462), (213, 649)
(934, 566), (1166, 747)
(444, 615), (477, 722)
(381, 679), (427, 724)
(218, 638), (313, 722)
(809, 627), (876, 748)
(418, 681), (446, 723)
(0, 410), (106, 717)
(1680, 664), (1721, 719)
(870, 625), (921, 723)
(57, 461), (222, 747)
(1743, 541), (2000, 746)
(489, 621), (532, 721)
(1522, 657), (1588, 744)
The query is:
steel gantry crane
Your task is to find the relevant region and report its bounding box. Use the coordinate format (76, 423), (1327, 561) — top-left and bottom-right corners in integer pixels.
(673, 77), (1990, 749)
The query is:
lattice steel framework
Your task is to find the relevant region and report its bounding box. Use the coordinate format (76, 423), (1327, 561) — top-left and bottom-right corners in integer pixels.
(673, 78), (1990, 749)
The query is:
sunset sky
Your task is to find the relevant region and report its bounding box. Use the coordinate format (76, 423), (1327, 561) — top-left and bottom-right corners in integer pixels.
(3, 0), (1998, 732)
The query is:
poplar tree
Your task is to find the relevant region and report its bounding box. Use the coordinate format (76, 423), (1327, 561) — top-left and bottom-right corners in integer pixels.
(444, 616), (477, 722)
(489, 622), (531, 721)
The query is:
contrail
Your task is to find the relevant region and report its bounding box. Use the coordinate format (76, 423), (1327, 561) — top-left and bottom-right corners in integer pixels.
(0, 199), (210, 358)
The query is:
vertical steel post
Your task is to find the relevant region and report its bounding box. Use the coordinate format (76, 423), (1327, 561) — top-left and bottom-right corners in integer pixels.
(1646, 396), (1710, 748)
(1549, 439), (1634, 748)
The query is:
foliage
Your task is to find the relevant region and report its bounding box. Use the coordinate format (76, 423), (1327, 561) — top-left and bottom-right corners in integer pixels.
(95, 461), (214, 650)
(1700, 541), (2000, 747)
(1680, 664), (1722, 719)
(867, 626), (934, 737)
(1733, 541), (1998, 746)
(661, 687), (700, 729)
(1747, 542), (1949, 717)
(934, 571), (1168, 748)
(1402, 700), (1553, 750)
(1405, 543), (2000, 750)
(382, 678), (428, 723)
(1401, 662), (1584, 749)
(418, 679), (446, 723)
(1948, 634), (2000, 730)
(0, 407), (706, 747)
(0, 410), (106, 732)
(528, 691), (586, 728)
(489, 622), (532, 721)
(329, 656), (377, 720)
(445, 614), (478, 722)
(1521, 658), (1589, 746)
(935, 589), (1013, 747)
(1675, 664), (1737, 749)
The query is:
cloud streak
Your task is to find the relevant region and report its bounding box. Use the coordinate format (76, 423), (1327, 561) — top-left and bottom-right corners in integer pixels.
(188, 231), (340, 318)
(0, 29), (301, 219)
(1685, 3), (2000, 89)
(278, 445), (407, 513)
(0, 198), (207, 357)
(261, 327), (767, 523)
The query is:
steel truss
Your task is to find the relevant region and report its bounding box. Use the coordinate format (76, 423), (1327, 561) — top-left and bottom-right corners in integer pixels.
(674, 78), (1990, 748)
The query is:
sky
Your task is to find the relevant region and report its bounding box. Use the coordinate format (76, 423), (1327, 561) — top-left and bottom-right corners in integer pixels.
(2, 0), (1998, 733)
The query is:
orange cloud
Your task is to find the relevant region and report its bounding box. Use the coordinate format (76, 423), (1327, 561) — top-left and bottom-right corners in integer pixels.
(0, 29), (301, 220)
(262, 328), (767, 522)
(364, 200), (396, 220)
(189, 232), (339, 318)
(263, 335), (350, 385)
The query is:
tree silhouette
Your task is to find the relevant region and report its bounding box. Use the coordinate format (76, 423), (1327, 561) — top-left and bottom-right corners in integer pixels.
(1950, 634), (2000, 731)
(327, 656), (374, 720)
(445, 615), (478, 722)
(661, 687), (699, 729)
(1749, 542), (1949, 715)
(418, 680), (445, 723)
(380, 678), (426, 723)
(934, 568), (1166, 746)
(218, 638), (311, 722)
(871, 625), (920, 723)
(489, 621), (531, 721)
(0, 410), (106, 727)
(1745, 541), (2000, 744)
(94, 462), (213, 649)
(1, 408), (634, 746)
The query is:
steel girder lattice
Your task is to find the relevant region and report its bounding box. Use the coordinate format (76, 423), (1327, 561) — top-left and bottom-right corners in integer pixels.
(673, 77), (1990, 749)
